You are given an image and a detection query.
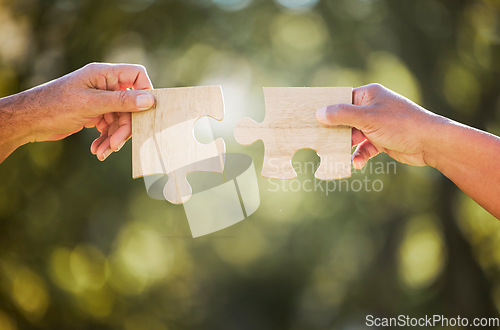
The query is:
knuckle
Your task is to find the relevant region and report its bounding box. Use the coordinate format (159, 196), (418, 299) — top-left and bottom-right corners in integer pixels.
(367, 83), (385, 93)
(330, 104), (350, 117)
(131, 64), (148, 75)
(118, 91), (129, 108)
(117, 63), (146, 72)
(85, 62), (99, 70)
(335, 103), (350, 112)
(355, 83), (386, 101)
(134, 64), (146, 71)
(84, 62), (108, 73)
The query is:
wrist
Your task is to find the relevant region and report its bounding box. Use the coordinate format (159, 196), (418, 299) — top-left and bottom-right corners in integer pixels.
(0, 92), (36, 148)
(420, 115), (457, 169)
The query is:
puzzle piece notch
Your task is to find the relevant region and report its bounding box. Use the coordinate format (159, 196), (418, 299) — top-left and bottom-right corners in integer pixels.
(234, 87), (352, 180)
(161, 139), (225, 204)
(132, 86), (226, 204)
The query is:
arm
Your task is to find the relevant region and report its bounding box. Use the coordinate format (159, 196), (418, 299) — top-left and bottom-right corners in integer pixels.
(316, 83), (500, 218)
(425, 120), (500, 217)
(0, 63), (155, 163)
(0, 93), (32, 163)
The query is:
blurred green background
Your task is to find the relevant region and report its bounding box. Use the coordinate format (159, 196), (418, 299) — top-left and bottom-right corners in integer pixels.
(0, 0), (499, 329)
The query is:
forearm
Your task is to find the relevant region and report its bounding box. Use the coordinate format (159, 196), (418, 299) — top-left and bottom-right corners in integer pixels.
(425, 119), (500, 218)
(0, 91), (35, 163)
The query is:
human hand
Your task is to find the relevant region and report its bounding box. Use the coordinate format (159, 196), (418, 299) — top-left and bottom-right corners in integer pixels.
(24, 63), (155, 161)
(316, 84), (448, 169)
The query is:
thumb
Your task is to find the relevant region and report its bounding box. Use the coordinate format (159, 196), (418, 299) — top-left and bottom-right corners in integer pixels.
(91, 89), (156, 115)
(316, 103), (368, 129)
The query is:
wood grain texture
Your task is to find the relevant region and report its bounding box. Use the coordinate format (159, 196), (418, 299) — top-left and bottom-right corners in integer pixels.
(132, 86), (225, 204)
(234, 87), (352, 180)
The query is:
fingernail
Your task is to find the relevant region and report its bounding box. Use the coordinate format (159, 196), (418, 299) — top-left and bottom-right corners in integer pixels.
(116, 141), (126, 152)
(316, 107), (328, 124)
(136, 93), (155, 110)
(102, 149), (112, 160)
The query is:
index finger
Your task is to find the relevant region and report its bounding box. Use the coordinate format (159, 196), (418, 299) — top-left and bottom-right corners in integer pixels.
(112, 64), (154, 90)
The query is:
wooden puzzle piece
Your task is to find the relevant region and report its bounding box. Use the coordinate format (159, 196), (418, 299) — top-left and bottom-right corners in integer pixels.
(132, 86), (225, 204)
(234, 87), (352, 180)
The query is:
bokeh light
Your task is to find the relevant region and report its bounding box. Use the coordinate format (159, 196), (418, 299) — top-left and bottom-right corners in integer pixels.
(275, 0), (320, 10)
(398, 215), (446, 290)
(0, 309), (16, 330)
(212, 0), (252, 11)
(270, 12), (328, 65)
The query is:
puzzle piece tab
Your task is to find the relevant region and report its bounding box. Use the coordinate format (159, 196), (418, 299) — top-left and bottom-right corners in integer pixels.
(234, 87), (352, 180)
(132, 86), (225, 204)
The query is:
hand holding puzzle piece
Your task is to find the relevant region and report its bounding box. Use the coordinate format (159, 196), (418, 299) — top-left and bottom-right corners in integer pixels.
(234, 87), (352, 181)
(132, 86), (225, 204)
